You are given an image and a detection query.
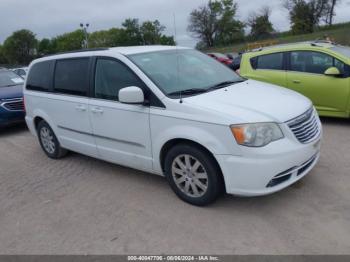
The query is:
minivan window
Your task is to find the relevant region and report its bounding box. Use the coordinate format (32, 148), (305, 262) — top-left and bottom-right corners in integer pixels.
(54, 58), (89, 96)
(290, 51), (345, 75)
(26, 61), (52, 91)
(94, 58), (145, 101)
(128, 49), (243, 97)
(252, 53), (284, 70)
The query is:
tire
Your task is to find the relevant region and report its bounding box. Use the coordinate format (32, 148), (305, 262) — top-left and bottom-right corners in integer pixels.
(37, 120), (67, 159)
(164, 143), (223, 206)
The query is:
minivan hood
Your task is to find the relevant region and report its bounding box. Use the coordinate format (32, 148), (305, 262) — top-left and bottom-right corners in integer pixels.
(185, 80), (312, 123)
(0, 84), (23, 100)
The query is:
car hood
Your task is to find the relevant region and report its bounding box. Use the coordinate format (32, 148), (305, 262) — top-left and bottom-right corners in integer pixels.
(184, 80), (312, 123)
(0, 84), (23, 100)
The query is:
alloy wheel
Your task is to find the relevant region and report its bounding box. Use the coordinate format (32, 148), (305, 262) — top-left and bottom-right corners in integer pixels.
(171, 154), (209, 198)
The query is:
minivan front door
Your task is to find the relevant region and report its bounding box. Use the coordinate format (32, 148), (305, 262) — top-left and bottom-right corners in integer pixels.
(287, 51), (350, 114)
(89, 57), (153, 172)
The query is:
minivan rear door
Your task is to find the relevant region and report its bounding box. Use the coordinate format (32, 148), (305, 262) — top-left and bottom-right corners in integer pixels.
(49, 57), (98, 157)
(89, 57), (153, 172)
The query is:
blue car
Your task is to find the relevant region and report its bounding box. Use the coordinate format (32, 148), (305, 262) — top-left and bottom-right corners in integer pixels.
(0, 68), (25, 127)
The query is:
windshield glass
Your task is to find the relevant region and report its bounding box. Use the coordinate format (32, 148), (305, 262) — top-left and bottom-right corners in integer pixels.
(331, 46), (350, 58)
(0, 70), (24, 87)
(128, 49), (243, 97)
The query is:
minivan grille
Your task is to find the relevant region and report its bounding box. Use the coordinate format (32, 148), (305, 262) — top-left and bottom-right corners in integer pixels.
(1, 98), (24, 112)
(287, 108), (320, 144)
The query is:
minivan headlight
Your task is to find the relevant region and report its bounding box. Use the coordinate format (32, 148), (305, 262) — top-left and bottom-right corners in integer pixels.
(230, 123), (284, 147)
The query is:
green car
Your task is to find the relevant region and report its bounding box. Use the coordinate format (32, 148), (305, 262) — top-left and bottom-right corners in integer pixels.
(240, 42), (350, 118)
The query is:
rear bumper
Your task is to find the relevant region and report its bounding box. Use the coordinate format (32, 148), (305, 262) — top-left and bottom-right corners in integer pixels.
(216, 136), (321, 196)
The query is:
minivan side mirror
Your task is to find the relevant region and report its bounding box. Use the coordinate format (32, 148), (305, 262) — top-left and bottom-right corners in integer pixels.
(324, 67), (341, 77)
(119, 86), (144, 104)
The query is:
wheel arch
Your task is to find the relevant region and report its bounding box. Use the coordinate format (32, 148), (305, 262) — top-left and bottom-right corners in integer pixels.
(159, 138), (226, 191)
(32, 110), (58, 137)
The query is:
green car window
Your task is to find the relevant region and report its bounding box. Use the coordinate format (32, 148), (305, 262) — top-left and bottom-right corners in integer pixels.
(290, 51), (345, 75)
(252, 53), (284, 70)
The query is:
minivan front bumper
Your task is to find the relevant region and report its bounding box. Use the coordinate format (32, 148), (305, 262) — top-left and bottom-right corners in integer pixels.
(216, 136), (321, 196)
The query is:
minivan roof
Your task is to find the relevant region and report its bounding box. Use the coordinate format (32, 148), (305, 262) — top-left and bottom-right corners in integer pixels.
(35, 45), (190, 63)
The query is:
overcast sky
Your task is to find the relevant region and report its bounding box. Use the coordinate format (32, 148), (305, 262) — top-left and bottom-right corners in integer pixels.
(1, 0), (350, 47)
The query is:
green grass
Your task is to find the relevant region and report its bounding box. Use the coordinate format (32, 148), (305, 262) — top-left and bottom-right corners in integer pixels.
(208, 22), (350, 53)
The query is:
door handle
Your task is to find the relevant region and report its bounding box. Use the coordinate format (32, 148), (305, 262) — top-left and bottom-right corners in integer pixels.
(91, 107), (104, 114)
(75, 105), (87, 111)
(292, 80), (301, 84)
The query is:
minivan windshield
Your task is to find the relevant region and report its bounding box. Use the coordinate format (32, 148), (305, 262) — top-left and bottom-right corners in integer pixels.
(128, 49), (244, 97)
(0, 70), (24, 87)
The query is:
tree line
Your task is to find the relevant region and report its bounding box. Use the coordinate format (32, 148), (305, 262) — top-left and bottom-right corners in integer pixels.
(188, 0), (341, 48)
(0, 18), (175, 65)
(0, 0), (342, 65)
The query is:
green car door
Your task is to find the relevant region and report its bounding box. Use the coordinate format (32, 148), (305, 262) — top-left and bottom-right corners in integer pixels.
(286, 51), (350, 116)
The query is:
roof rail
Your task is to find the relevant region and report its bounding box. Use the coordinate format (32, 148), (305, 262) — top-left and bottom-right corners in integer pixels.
(44, 47), (109, 57)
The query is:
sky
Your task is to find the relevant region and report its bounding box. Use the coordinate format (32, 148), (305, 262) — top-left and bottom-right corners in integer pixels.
(0, 0), (350, 47)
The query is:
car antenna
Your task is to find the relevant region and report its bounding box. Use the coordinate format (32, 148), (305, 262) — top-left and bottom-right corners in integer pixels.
(173, 13), (183, 104)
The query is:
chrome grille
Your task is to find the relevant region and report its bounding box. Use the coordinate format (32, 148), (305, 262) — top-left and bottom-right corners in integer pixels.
(1, 98), (24, 112)
(287, 108), (320, 144)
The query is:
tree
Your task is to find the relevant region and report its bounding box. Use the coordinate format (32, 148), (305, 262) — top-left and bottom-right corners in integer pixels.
(121, 18), (174, 46)
(89, 28), (128, 48)
(52, 30), (85, 52)
(38, 38), (56, 56)
(284, 0), (329, 34)
(140, 20), (175, 45)
(188, 0), (244, 47)
(324, 0), (340, 25)
(3, 29), (37, 65)
(122, 18), (143, 45)
(159, 35), (176, 45)
(247, 6), (274, 40)
(0, 45), (8, 64)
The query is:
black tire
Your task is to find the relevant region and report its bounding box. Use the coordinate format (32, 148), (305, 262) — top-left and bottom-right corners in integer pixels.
(37, 120), (67, 159)
(164, 143), (223, 206)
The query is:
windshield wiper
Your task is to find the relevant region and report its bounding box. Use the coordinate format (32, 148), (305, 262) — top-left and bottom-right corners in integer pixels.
(208, 80), (246, 91)
(168, 88), (208, 96)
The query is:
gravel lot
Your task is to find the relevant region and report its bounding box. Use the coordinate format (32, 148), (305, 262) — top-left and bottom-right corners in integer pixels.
(0, 118), (350, 255)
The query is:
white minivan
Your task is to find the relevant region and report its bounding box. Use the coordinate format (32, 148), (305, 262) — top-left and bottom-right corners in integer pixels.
(24, 46), (322, 206)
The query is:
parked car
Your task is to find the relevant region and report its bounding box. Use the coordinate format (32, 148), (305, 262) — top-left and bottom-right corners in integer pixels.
(11, 67), (28, 78)
(0, 68), (25, 127)
(207, 52), (233, 65)
(24, 46), (322, 206)
(240, 42), (350, 118)
(226, 52), (239, 60)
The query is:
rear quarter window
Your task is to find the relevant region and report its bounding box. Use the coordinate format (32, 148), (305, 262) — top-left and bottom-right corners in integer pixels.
(26, 61), (53, 91)
(250, 53), (284, 70)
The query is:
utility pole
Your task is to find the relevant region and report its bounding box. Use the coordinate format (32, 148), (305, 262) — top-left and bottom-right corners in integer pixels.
(80, 23), (89, 49)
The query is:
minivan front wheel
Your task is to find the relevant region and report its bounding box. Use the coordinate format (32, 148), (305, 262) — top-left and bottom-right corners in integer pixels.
(164, 144), (223, 206)
(37, 121), (67, 159)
